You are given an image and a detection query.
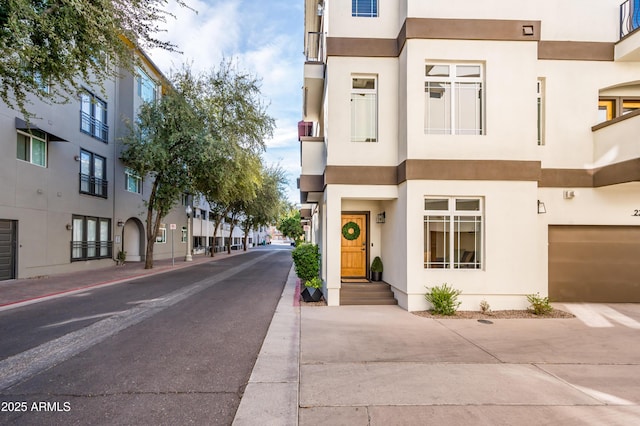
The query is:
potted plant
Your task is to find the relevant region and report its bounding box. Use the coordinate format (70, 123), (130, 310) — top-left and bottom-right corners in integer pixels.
(301, 276), (323, 302)
(371, 256), (383, 281)
(116, 250), (127, 266)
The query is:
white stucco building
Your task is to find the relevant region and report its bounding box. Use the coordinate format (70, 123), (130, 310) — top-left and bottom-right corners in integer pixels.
(300, 0), (640, 310)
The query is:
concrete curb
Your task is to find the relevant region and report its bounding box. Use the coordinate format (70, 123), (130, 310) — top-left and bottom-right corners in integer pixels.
(233, 265), (300, 425)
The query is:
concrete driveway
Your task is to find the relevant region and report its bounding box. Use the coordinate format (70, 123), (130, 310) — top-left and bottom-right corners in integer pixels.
(299, 303), (640, 425)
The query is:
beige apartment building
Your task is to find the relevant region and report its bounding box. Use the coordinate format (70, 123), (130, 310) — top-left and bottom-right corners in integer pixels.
(0, 50), (258, 280)
(299, 0), (640, 310)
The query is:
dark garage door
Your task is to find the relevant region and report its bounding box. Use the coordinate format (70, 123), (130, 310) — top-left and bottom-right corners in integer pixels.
(0, 220), (16, 281)
(549, 225), (640, 302)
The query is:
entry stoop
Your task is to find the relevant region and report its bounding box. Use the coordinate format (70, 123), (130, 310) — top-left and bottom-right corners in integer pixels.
(340, 282), (398, 305)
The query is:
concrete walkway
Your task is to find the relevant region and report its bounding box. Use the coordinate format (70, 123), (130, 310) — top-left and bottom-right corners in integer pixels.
(3, 252), (640, 425)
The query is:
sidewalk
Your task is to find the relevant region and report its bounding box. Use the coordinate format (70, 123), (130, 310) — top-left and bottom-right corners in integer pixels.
(0, 250), (242, 310)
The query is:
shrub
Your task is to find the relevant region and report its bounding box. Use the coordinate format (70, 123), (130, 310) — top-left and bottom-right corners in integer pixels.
(479, 299), (491, 314)
(305, 276), (323, 289)
(291, 243), (320, 283)
(371, 256), (383, 273)
(425, 283), (462, 316)
(526, 293), (553, 315)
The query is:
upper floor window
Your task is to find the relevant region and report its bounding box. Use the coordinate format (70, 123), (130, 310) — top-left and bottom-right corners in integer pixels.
(352, 0), (378, 17)
(425, 63), (484, 135)
(79, 149), (107, 198)
(424, 197), (483, 270)
(537, 78), (546, 146)
(80, 91), (108, 143)
(598, 97), (640, 123)
(137, 67), (159, 103)
(17, 130), (47, 167)
(125, 168), (142, 194)
(351, 76), (377, 142)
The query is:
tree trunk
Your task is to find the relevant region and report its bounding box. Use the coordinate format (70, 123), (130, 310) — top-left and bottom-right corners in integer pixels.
(144, 180), (162, 269)
(227, 222), (235, 254)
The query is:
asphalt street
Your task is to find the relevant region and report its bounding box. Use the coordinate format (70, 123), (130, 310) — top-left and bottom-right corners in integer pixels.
(0, 246), (293, 425)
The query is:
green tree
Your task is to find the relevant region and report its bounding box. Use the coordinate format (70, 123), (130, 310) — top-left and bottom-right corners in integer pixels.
(120, 68), (207, 269)
(0, 0), (190, 119)
(190, 59), (275, 254)
(240, 163), (288, 251)
(279, 209), (304, 242)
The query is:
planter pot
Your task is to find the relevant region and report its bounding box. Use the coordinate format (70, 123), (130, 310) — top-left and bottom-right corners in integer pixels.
(301, 287), (323, 302)
(371, 271), (383, 282)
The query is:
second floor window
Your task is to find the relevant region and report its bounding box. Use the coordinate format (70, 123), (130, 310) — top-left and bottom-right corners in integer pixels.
(352, 0), (378, 17)
(17, 130), (47, 167)
(80, 91), (108, 143)
(351, 76), (377, 142)
(425, 63), (484, 135)
(80, 149), (107, 198)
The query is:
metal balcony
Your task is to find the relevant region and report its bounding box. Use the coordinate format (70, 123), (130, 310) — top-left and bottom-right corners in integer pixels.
(621, 0), (640, 39)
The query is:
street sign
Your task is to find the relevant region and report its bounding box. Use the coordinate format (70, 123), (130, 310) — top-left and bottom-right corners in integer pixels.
(170, 223), (177, 230)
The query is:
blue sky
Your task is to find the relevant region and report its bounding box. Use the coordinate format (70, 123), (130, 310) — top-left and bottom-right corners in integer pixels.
(147, 0), (303, 203)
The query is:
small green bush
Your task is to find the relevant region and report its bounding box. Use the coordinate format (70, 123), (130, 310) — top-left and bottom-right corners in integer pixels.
(371, 256), (383, 273)
(479, 299), (491, 314)
(425, 283), (462, 316)
(291, 243), (320, 283)
(527, 293), (553, 315)
(305, 276), (322, 289)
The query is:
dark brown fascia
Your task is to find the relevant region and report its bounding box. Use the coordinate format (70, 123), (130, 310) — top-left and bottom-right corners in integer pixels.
(326, 17), (613, 62)
(304, 159), (640, 188)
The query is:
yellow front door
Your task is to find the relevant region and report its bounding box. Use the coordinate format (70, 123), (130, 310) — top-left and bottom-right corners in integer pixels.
(341, 214), (367, 277)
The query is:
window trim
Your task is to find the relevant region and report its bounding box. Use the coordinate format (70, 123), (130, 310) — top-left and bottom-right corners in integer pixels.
(16, 130), (47, 167)
(424, 62), (485, 135)
(70, 215), (112, 261)
(125, 167), (142, 194)
(137, 67), (159, 103)
(424, 197), (483, 270)
(79, 149), (108, 198)
(80, 90), (109, 143)
(352, 0), (378, 17)
(351, 75), (378, 142)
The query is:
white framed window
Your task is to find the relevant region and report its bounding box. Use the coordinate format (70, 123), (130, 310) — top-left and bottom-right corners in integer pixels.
(352, 0), (377, 17)
(17, 130), (47, 167)
(424, 197), (483, 269)
(137, 67), (159, 103)
(424, 63), (484, 135)
(156, 225), (167, 243)
(125, 168), (142, 194)
(351, 76), (377, 142)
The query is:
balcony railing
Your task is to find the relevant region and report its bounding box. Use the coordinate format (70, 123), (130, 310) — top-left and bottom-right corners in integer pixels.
(621, 0), (640, 38)
(80, 111), (109, 143)
(305, 31), (324, 62)
(79, 173), (108, 198)
(71, 240), (112, 261)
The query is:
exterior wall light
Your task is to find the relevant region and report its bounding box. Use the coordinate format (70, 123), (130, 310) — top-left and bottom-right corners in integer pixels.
(537, 200), (547, 214)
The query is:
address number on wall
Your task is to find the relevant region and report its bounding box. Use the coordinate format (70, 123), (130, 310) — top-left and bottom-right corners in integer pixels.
(633, 210), (640, 217)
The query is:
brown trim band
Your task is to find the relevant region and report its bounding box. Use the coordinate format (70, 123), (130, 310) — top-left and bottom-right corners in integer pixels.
(299, 174), (325, 192)
(401, 160), (541, 182)
(537, 41), (614, 61)
(326, 18), (611, 62)
(315, 159), (640, 188)
(325, 166), (397, 185)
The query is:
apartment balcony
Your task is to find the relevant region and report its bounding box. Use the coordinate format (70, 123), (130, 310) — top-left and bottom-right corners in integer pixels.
(591, 110), (640, 185)
(299, 134), (325, 204)
(616, 0), (640, 60)
(304, 31), (325, 123)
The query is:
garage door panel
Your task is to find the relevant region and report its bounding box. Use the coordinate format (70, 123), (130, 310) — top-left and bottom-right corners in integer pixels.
(549, 226), (640, 303)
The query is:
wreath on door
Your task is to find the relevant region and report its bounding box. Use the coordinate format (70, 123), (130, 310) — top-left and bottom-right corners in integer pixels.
(342, 221), (361, 240)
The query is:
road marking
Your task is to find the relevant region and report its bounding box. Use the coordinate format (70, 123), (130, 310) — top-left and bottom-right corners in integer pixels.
(40, 311), (128, 329)
(0, 251), (277, 391)
(563, 304), (640, 329)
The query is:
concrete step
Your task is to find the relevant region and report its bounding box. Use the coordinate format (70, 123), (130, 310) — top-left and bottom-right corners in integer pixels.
(340, 281), (398, 306)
